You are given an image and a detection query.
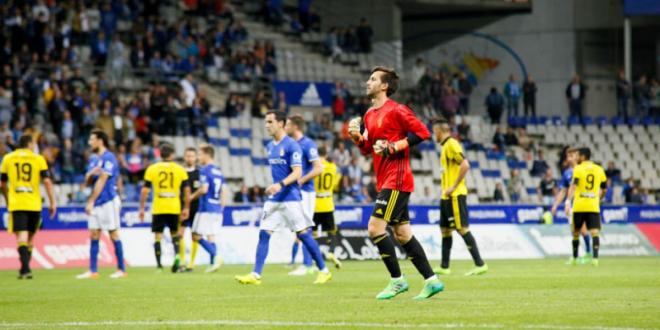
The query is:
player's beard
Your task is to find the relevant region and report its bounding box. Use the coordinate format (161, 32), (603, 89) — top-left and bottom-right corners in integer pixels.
(92, 146), (100, 153)
(366, 86), (376, 98)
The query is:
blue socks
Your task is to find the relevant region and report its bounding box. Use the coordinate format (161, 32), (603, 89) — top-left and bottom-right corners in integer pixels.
(297, 230), (326, 271)
(290, 241), (300, 264)
(113, 240), (125, 272)
(254, 230), (271, 275)
(583, 234), (591, 254)
(90, 239), (99, 273)
(302, 243), (313, 267)
(290, 241), (312, 266)
(198, 239), (217, 264)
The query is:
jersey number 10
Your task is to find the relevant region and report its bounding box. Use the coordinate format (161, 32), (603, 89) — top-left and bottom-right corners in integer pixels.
(317, 173), (333, 190)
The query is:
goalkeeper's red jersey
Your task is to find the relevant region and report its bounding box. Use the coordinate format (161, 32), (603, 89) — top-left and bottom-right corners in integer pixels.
(358, 99), (430, 192)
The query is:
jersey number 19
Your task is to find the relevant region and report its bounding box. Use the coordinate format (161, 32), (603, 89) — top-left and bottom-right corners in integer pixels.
(14, 163), (32, 182)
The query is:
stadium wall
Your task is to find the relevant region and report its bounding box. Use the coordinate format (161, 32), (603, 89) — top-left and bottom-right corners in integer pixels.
(1, 205), (658, 269)
(402, 0), (625, 117)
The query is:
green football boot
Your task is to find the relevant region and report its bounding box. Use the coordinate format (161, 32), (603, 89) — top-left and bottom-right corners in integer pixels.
(413, 278), (445, 300)
(465, 264), (489, 276)
(376, 276), (409, 300)
(433, 267), (451, 276)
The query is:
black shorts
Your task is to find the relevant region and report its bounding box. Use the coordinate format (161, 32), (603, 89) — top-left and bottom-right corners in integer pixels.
(313, 212), (336, 232)
(371, 189), (411, 225)
(10, 211), (42, 233)
(152, 214), (180, 233)
(440, 196), (469, 230)
(573, 212), (601, 230)
(181, 209), (197, 228)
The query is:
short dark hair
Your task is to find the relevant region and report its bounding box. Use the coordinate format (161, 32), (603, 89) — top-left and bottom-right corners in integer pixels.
(90, 129), (109, 148)
(288, 114), (306, 132)
(578, 147), (591, 160)
(17, 134), (32, 148)
(160, 143), (175, 159)
(431, 117), (449, 126)
(318, 145), (328, 157)
(200, 144), (215, 158)
(371, 66), (399, 96)
(431, 117), (451, 133)
(184, 147), (197, 154)
(266, 110), (287, 125)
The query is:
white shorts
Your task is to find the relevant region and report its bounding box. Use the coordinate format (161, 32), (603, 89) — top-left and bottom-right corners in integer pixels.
(259, 201), (313, 232)
(88, 196), (121, 231)
(192, 212), (222, 236)
(301, 190), (316, 224)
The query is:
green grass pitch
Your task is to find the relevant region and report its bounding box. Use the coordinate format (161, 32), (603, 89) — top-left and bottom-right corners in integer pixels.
(1, 258), (659, 329)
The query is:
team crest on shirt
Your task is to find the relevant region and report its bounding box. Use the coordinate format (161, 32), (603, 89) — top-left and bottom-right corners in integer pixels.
(279, 148), (285, 157)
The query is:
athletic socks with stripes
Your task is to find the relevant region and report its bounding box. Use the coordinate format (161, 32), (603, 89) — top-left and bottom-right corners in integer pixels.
(371, 233), (402, 278)
(401, 236), (436, 280)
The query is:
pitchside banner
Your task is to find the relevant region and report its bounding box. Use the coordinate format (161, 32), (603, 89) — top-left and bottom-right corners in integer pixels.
(0, 224), (656, 270)
(1, 205), (658, 269)
(521, 225), (657, 257)
(0, 225), (543, 269)
(2, 204), (659, 231)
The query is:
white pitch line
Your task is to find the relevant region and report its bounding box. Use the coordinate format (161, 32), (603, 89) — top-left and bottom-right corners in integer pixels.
(0, 320), (653, 330)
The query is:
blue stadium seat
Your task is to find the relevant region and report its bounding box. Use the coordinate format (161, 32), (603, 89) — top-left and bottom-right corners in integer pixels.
(508, 116), (526, 127)
(74, 174), (85, 184)
(610, 116), (625, 126)
(486, 150), (505, 160)
(481, 169), (501, 177)
(627, 117), (640, 125)
(567, 115), (581, 126)
(581, 116), (594, 125)
(507, 116), (516, 126)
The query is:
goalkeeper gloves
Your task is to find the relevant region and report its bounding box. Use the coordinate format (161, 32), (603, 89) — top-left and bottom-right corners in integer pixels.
(348, 117), (364, 144)
(374, 139), (409, 158)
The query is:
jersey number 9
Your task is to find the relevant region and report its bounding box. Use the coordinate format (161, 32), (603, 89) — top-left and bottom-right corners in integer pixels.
(585, 174), (595, 190)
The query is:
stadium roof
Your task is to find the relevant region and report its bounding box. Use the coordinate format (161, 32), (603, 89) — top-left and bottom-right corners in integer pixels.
(398, 0), (531, 20)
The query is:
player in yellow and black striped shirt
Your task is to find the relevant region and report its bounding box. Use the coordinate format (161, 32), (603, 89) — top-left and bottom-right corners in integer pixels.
(312, 146), (342, 269)
(565, 147), (607, 266)
(139, 144), (191, 272)
(432, 117), (487, 276)
(0, 135), (56, 279)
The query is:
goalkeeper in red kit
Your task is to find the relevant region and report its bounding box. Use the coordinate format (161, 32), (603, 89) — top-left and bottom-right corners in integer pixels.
(348, 66), (444, 300)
